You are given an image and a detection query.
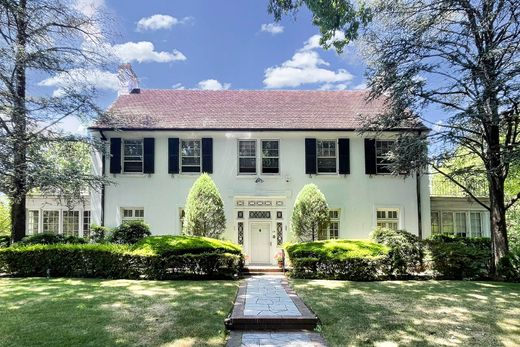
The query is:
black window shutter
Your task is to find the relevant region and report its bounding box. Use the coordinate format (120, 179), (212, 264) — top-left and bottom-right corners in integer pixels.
(143, 138), (155, 174)
(168, 138), (179, 174)
(338, 138), (350, 174)
(305, 138), (317, 175)
(110, 138), (121, 174)
(201, 138), (213, 173)
(365, 138), (377, 175)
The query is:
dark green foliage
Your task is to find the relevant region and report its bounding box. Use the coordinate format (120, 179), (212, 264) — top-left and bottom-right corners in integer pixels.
(20, 233), (86, 245)
(0, 235), (10, 247)
(109, 221), (151, 245)
(183, 173), (226, 238)
(370, 228), (424, 277)
(497, 251), (520, 282)
(286, 240), (389, 280)
(89, 225), (111, 243)
(291, 184), (330, 241)
(426, 235), (491, 279)
(133, 235), (243, 255)
(0, 236), (244, 279)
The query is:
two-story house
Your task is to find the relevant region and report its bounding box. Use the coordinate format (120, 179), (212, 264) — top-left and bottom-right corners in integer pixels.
(87, 89), (433, 265)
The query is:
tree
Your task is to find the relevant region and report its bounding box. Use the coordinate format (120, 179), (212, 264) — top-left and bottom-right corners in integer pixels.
(0, 0), (111, 242)
(183, 174), (226, 238)
(0, 197), (10, 235)
(269, 0), (520, 274)
(292, 184), (330, 242)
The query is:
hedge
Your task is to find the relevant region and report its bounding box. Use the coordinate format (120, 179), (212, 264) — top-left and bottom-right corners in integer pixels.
(0, 237), (244, 279)
(285, 240), (389, 280)
(133, 235), (243, 256)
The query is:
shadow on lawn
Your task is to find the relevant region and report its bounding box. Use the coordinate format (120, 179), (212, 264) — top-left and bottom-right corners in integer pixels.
(0, 278), (238, 347)
(292, 280), (520, 347)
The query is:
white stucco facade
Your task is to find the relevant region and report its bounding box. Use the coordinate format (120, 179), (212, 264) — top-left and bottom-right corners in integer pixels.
(90, 130), (432, 265)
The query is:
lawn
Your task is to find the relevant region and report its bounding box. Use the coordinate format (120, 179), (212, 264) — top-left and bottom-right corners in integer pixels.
(291, 279), (520, 347)
(0, 278), (238, 347)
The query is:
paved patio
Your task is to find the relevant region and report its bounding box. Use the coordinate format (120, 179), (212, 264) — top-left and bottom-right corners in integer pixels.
(244, 276), (301, 316)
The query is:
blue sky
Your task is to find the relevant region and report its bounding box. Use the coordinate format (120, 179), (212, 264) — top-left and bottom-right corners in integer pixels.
(41, 1), (369, 133)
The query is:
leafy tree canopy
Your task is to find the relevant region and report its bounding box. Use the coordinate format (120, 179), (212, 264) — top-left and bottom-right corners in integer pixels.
(292, 183), (330, 242)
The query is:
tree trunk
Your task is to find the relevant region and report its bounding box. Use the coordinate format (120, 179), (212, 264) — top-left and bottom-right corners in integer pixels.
(10, 0), (28, 242)
(489, 175), (509, 274)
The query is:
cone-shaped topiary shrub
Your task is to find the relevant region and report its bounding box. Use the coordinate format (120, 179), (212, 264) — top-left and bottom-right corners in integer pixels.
(183, 173), (226, 238)
(292, 183), (330, 242)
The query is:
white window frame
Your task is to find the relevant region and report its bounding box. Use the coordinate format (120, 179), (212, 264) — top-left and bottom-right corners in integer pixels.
(260, 139), (280, 175)
(121, 208), (145, 223)
(238, 139), (257, 175)
(62, 210), (80, 237)
(328, 209), (340, 239)
(316, 139), (338, 174)
(376, 208), (400, 230)
(180, 139), (202, 173)
(83, 210), (91, 238)
(42, 210), (60, 234)
(179, 208), (185, 232)
(122, 139), (144, 174)
(375, 140), (394, 174)
(431, 210), (486, 237)
(27, 210), (40, 234)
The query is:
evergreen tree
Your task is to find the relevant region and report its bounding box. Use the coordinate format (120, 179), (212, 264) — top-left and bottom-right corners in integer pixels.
(292, 184), (330, 242)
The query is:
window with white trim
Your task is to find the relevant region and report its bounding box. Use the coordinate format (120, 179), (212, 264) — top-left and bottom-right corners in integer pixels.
(376, 209), (399, 230)
(83, 211), (91, 238)
(27, 210), (39, 234)
(63, 211), (80, 237)
(181, 140), (201, 173)
(432, 210), (486, 237)
(123, 139), (143, 173)
(261, 140), (279, 174)
(179, 208), (185, 231)
(42, 210), (60, 234)
(317, 140), (337, 173)
(238, 140), (257, 174)
(318, 210), (340, 240)
(121, 208), (144, 223)
(376, 140), (394, 174)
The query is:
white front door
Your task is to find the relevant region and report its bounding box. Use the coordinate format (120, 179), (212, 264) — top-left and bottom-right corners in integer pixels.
(250, 222), (271, 264)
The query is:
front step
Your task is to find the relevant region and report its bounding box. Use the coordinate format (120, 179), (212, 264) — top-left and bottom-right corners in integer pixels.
(243, 265), (283, 274)
(225, 275), (319, 331)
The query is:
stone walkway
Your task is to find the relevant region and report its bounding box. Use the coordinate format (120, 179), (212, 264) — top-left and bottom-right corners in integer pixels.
(226, 274), (327, 347)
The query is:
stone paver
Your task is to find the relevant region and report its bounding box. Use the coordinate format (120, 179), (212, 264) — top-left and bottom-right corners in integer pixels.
(229, 331), (326, 347)
(244, 276), (301, 317)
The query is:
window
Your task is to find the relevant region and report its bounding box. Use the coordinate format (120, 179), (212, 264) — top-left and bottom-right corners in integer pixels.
(238, 140), (256, 174)
(42, 211), (60, 234)
(376, 209), (399, 230)
(431, 210), (486, 237)
(249, 211), (271, 219)
(317, 140), (337, 173)
(376, 140), (394, 174)
(83, 211), (91, 238)
(27, 210), (39, 234)
(181, 140), (201, 173)
(63, 211), (80, 237)
(123, 139), (143, 173)
(328, 210), (340, 239)
(179, 208), (185, 231)
(261, 140), (279, 174)
(121, 208), (144, 223)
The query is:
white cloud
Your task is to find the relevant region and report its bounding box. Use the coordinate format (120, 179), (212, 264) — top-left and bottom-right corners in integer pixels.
(136, 14), (193, 31)
(38, 68), (119, 96)
(172, 83), (186, 90)
(197, 79), (231, 90)
(260, 23), (284, 35)
(302, 34), (322, 51)
(353, 82), (367, 90)
(113, 41), (186, 63)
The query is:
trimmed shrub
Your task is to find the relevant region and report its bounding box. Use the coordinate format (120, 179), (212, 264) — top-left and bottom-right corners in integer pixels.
(285, 240), (389, 280)
(133, 235), (243, 255)
(0, 235), (10, 248)
(370, 228), (424, 277)
(20, 233), (86, 245)
(426, 234), (491, 279)
(110, 220), (151, 245)
(183, 173), (226, 238)
(497, 251), (520, 282)
(291, 184), (330, 241)
(89, 225), (111, 243)
(0, 236), (244, 279)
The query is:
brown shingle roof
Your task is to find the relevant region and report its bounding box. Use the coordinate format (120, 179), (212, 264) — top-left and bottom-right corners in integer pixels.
(91, 89), (419, 131)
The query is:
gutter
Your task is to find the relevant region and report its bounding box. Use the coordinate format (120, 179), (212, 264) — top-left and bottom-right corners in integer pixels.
(99, 130), (106, 226)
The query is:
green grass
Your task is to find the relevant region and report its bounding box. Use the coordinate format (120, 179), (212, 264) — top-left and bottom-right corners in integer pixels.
(291, 279), (520, 347)
(285, 239), (389, 260)
(0, 278), (238, 347)
(132, 235), (242, 255)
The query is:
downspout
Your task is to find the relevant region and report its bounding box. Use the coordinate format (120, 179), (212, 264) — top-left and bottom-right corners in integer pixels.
(99, 130), (107, 226)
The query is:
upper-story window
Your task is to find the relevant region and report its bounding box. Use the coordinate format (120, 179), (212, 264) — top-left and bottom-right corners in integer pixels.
(261, 140), (279, 174)
(238, 140), (257, 174)
(317, 140), (337, 173)
(376, 140), (394, 174)
(123, 139), (143, 173)
(181, 140), (201, 173)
